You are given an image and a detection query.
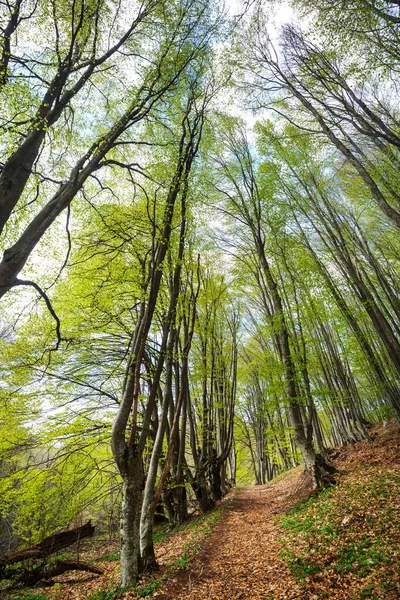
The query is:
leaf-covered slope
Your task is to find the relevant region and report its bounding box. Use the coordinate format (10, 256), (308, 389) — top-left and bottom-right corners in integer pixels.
(280, 423), (400, 599)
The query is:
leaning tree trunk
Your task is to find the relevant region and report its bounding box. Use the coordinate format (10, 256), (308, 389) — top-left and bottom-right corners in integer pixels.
(140, 351), (174, 571)
(294, 202), (400, 421)
(257, 240), (336, 489)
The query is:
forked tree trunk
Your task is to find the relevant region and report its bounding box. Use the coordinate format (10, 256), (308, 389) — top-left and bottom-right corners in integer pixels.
(112, 95), (206, 586)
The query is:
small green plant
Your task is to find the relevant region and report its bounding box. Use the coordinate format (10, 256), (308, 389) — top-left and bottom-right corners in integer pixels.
(11, 594), (49, 600)
(152, 524), (170, 545)
(170, 550), (191, 569)
(287, 557), (321, 579)
(334, 542), (390, 576)
(99, 550), (120, 562)
(87, 587), (122, 600)
(137, 575), (167, 598)
(49, 553), (70, 564)
(359, 584), (378, 598)
(379, 568), (396, 592)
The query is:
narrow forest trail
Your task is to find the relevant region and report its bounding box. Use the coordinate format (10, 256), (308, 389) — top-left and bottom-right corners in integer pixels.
(156, 470), (309, 599)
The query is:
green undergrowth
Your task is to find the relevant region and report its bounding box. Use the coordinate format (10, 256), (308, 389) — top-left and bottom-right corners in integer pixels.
(87, 500), (229, 600)
(97, 527), (170, 564)
(98, 550), (120, 562)
(166, 506), (223, 570)
(279, 471), (400, 598)
(8, 595), (49, 600)
(87, 587), (122, 600)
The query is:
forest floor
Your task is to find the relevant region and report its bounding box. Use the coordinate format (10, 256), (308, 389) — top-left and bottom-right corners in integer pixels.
(3, 422), (400, 600)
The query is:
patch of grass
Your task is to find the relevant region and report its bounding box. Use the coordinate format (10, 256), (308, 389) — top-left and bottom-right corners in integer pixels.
(334, 540), (391, 576)
(167, 506), (223, 571)
(152, 524), (170, 545)
(288, 556), (321, 579)
(87, 587), (122, 600)
(48, 552), (70, 564)
(359, 584), (379, 598)
(98, 550), (120, 562)
(279, 471), (400, 596)
(87, 577), (167, 600)
(10, 595), (49, 600)
(168, 550), (192, 570)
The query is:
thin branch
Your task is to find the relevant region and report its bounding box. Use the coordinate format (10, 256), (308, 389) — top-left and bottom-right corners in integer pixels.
(14, 278), (63, 349)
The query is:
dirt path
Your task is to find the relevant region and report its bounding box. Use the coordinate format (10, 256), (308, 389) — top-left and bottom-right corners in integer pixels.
(156, 470), (310, 600)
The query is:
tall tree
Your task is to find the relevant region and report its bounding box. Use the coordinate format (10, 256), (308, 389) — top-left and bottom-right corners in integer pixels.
(111, 82), (208, 585)
(211, 122), (336, 488)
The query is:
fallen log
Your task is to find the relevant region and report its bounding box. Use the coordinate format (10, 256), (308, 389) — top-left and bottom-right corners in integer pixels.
(21, 560), (104, 586)
(0, 521), (95, 567)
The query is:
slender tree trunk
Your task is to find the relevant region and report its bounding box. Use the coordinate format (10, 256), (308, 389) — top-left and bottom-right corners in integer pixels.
(228, 440), (236, 484)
